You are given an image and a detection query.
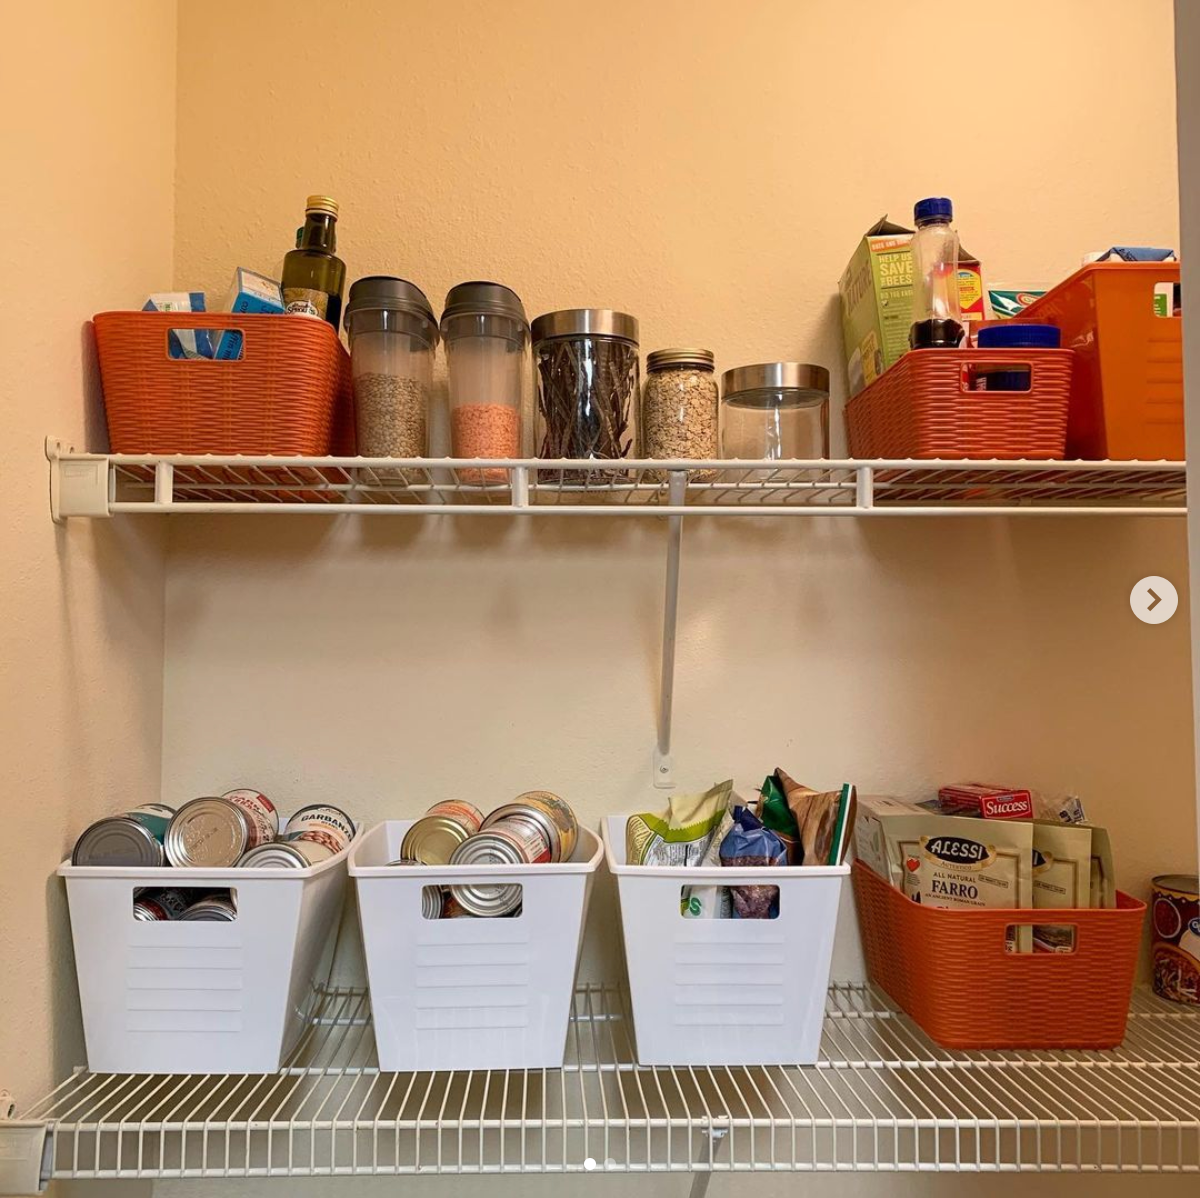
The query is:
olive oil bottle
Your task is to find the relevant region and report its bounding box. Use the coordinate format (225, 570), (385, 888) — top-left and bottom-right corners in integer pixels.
(281, 195), (346, 328)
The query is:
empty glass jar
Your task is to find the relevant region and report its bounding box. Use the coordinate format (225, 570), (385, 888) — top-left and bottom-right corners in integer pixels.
(344, 276), (438, 461)
(441, 282), (529, 483)
(720, 363), (831, 459)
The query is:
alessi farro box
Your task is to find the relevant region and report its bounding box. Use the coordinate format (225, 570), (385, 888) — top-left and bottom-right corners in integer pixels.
(854, 795), (1034, 939)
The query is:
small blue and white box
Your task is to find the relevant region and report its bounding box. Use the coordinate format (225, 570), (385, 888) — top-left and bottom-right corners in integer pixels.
(143, 292), (213, 359)
(213, 268), (286, 359)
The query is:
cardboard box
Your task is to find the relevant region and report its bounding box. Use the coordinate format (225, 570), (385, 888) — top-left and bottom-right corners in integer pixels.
(933, 783), (1034, 820)
(838, 216), (983, 394)
(213, 268), (285, 360)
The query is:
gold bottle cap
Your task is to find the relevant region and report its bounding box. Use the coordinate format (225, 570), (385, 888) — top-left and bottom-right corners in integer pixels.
(305, 195), (339, 217)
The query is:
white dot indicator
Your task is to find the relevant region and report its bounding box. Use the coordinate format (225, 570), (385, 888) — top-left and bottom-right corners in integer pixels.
(583, 1157), (597, 1171)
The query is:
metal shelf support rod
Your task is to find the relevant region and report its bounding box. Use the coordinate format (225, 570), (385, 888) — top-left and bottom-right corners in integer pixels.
(654, 472), (687, 788)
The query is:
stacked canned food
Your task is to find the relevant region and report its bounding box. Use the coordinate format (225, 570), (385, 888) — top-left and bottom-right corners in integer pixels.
(391, 791), (578, 917)
(133, 887), (238, 921)
(71, 789), (357, 871)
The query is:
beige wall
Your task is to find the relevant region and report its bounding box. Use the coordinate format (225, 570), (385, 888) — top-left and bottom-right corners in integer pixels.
(158, 1), (1194, 1196)
(0, 0), (174, 1134)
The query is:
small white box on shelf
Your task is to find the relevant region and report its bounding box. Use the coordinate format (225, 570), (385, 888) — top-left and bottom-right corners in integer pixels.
(602, 813), (848, 1066)
(349, 820), (602, 1071)
(57, 844), (351, 1074)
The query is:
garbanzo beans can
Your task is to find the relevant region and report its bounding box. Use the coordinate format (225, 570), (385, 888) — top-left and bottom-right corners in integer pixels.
(1152, 873), (1200, 1006)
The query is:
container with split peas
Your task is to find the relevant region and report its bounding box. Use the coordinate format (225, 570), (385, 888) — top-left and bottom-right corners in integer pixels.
(441, 281), (529, 484)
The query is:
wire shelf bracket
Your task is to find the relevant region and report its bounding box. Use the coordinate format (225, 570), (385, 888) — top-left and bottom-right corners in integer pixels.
(0, 1090), (51, 1196)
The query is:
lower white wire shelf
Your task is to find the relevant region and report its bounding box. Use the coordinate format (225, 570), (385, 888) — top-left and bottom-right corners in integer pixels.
(11, 983), (1200, 1184)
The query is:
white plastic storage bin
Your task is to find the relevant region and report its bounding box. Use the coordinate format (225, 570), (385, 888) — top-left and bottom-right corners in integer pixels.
(602, 814), (848, 1066)
(58, 843), (351, 1074)
(349, 820), (602, 1071)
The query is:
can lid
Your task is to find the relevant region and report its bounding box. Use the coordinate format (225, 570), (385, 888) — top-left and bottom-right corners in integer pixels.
(238, 843), (308, 868)
(179, 900), (237, 922)
(1154, 874), (1200, 893)
(721, 362), (830, 396)
(344, 276), (438, 342)
(401, 816), (474, 865)
(449, 830), (528, 866)
(166, 798), (251, 868)
(441, 281), (528, 329)
(72, 817), (165, 867)
(531, 309), (639, 344)
(914, 196), (952, 225)
(976, 323), (1061, 349)
(647, 348), (715, 372)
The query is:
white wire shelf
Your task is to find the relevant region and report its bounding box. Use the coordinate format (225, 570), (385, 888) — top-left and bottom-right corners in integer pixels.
(47, 441), (1187, 520)
(9, 982), (1199, 1186)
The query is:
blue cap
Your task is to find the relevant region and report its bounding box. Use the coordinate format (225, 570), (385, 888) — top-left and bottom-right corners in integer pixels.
(914, 196), (953, 224)
(977, 323), (1061, 349)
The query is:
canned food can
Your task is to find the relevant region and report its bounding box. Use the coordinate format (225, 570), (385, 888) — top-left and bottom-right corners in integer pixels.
(134, 886), (192, 919)
(482, 791), (577, 862)
(71, 803), (176, 867)
(1152, 873), (1200, 1005)
(221, 788), (279, 848)
(165, 798), (253, 868)
(179, 895), (238, 922)
(422, 884), (446, 919)
(400, 802), (482, 865)
(448, 819), (550, 916)
(441, 892), (473, 919)
(283, 804), (356, 854)
(239, 839), (336, 868)
(133, 897), (172, 921)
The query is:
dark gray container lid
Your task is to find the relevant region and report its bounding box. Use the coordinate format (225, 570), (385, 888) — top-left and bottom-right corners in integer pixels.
(345, 276), (438, 340)
(531, 309), (639, 344)
(441, 281), (528, 328)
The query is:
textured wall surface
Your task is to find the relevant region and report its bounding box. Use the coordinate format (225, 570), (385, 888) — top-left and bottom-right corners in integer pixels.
(0, 0), (174, 1127)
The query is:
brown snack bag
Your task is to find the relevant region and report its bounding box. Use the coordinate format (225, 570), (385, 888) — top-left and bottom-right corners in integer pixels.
(775, 769), (839, 866)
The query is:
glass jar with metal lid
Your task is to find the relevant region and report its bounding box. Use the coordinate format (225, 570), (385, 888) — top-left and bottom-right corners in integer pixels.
(441, 282), (529, 483)
(642, 348), (718, 478)
(532, 309), (639, 478)
(344, 276), (439, 464)
(720, 362), (831, 460)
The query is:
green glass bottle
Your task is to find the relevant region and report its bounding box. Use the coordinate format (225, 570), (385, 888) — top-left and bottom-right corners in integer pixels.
(281, 195), (346, 328)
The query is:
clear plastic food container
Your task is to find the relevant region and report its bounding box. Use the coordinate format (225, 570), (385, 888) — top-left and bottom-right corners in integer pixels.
(720, 363), (831, 460)
(441, 282), (529, 483)
(344, 276), (438, 465)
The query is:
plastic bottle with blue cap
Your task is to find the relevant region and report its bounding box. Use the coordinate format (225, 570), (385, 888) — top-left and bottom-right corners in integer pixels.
(910, 196), (963, 350)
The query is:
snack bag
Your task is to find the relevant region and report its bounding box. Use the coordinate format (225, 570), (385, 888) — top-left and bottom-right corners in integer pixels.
(681, 807), (734, 919)
(719, 805), (787, 919)
(626, 780), (733, 867)
(776, 769), (841, 865)
(758, 775), (800, 863)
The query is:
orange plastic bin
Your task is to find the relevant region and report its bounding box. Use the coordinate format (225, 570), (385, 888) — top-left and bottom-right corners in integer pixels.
(852, 860), (1145, 1050)
(1019, 262), (1183, 460)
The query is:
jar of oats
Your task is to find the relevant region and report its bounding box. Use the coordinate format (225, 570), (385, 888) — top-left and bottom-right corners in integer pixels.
(344, 276), (438, 462)
(641, 348), (719, 471)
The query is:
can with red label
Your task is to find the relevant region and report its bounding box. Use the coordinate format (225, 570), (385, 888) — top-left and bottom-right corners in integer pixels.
(222, 788), (280, 849)
(448, 817), (550, 916)
(1152, 873), (1200, 1006)
(400, 800), (484, 865)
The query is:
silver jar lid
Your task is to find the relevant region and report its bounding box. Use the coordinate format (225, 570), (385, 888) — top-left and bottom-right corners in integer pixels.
(531, 309), (639, 344)
(721, 362), (830, 396)
(441, 281), (528, 328)
(647, 348), (715, 372)
(165, 797), (252, 868)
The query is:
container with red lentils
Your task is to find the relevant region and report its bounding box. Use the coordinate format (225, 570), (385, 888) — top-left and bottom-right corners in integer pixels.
(441, 282), (529, 484)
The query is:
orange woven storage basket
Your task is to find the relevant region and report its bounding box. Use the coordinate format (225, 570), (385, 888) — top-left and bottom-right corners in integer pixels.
(845, 348), (1072, 459)
(93, 312), (354, 455)
(852, 861), (1144, 1049)
(1018, 263), (1183, 460)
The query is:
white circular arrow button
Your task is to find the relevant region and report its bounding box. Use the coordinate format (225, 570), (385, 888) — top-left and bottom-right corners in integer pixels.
(1130, 576), (1178, 624)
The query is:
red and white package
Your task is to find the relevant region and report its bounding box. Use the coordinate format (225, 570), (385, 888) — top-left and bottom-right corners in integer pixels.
(935, 783), (1034, 820)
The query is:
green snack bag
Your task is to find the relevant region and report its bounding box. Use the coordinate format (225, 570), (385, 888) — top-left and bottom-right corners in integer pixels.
(758, 775), (800, 864)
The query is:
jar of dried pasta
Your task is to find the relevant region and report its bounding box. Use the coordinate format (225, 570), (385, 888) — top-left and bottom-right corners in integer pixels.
(641, 349), (719, 474)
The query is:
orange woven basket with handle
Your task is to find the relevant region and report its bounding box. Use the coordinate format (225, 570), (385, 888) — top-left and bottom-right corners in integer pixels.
(845, 348), (1072, 459)
(852, 860), (1144, 1049)
(93, 311), (354, 455)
